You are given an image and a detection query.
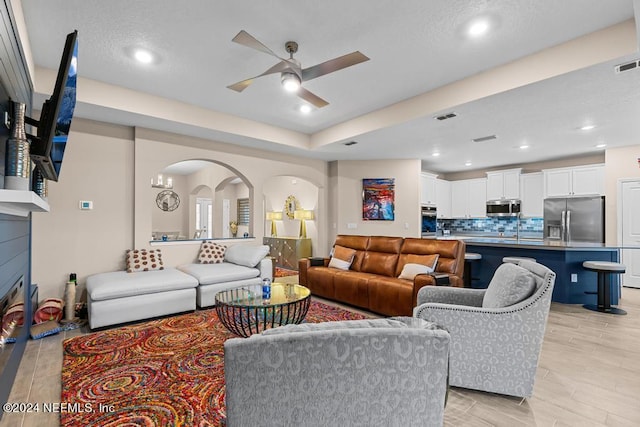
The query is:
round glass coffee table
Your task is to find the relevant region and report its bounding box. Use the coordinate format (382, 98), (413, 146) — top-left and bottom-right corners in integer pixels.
(215, 283), (311, 337)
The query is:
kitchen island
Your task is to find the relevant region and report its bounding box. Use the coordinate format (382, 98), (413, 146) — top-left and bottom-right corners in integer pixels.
(451, 237), (621, 305)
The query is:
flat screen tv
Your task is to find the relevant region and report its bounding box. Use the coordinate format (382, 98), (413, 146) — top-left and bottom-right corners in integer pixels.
(28, 30), (78, 182)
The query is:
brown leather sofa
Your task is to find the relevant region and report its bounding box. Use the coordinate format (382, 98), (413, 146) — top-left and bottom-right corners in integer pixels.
(298, 235), (465, 316)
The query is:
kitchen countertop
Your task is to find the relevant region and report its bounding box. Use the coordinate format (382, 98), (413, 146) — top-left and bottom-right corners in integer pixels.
(438, 235), (620, 251)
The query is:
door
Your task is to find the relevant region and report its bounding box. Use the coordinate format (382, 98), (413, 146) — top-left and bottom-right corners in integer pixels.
(195, 198), (212, 239)
(543, 198), (566, 240)
(566, 196), (604, 242)
(621, 181), (640, 288)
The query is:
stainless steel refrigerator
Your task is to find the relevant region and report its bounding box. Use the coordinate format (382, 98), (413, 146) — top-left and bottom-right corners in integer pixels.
(543, 196), (605, 243)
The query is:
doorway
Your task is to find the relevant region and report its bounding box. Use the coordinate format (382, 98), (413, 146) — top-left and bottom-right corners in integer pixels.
(620, 180), (640, 289)
(195, 198), (212, 239)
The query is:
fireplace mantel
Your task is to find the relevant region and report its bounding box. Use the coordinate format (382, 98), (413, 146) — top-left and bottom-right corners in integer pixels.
(0, 190), (49, 217)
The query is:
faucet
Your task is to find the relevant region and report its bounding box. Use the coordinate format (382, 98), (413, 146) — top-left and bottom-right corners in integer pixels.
(516, 214), (521, 241)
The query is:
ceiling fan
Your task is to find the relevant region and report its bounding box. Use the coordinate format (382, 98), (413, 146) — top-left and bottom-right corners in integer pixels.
(227, 30), (369, 108)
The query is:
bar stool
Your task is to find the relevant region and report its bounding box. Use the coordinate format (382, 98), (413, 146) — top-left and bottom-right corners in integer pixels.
(464, 253), (482, 288)
(583, 261), (626, 315)
(502, 256), (536, 264)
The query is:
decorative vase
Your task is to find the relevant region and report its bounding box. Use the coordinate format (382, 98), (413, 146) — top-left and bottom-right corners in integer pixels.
(32, 167), (48, 199)
(4, 101), (31, 190)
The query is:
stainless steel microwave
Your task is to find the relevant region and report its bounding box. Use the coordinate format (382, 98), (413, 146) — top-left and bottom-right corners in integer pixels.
(486, 199), (521, 217)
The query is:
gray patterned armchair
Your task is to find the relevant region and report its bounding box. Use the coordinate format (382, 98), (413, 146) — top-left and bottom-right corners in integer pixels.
(413, 260), (556, 398)
(224, 317), (450, 427)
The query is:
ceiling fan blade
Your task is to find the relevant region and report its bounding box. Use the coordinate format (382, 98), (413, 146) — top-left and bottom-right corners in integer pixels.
(301, 51), (369, 82)
(227, 61), (291, 92)
(232, 30), (284, 60)
(297, 87), (329, 108)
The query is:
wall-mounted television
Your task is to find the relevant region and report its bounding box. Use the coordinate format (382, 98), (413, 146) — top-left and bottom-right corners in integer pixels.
(27, 30), (77, 182)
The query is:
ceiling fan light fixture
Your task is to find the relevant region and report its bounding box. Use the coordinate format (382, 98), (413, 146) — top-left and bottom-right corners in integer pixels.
(282, 72), (301, 92)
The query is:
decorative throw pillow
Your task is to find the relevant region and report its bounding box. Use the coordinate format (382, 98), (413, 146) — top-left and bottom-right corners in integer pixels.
(198, 241), (226, 264)
(126, 249), (164, 273)
(398, 263), (435, 280)
(482, 263), (536, 308)
(328, 245), (357, 270)
(224, 244), (270, 268)
(328, 257), (352, 270)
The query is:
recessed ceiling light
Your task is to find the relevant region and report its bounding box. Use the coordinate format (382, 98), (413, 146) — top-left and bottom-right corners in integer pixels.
(299, 104), (311, 114)
(464, 161), (472, 167)
(432, 152), (440, 157)
(468, 20), (490, 37)
(134, 49), (154, 64)
(580, 125), (596, 131)
(520, 144), (529, 149)
(595, 143), (607, 149)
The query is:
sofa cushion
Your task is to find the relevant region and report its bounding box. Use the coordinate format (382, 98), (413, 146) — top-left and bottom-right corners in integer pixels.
(398, 262), (435, 280)
(332, 245), (357, 262)
(224, 244), (269, 268)
(125, 249), (164, 273)
(87, 268), (198, 301)
(198, 241), (226, 264)
(307, 267), (339, 299)
(395, 253), (439, 277)
(334, 235), (370, 271)
(328, 257), (352, 270)
(482, 263), (537, 308)
(361, 251), (399, 277)
(178, 262), (260, 285)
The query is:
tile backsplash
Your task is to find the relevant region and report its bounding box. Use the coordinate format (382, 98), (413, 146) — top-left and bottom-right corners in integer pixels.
(438, 217), (543, 234)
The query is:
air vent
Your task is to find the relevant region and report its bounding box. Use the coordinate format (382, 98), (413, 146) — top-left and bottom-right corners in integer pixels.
(434, 112), (457, 121)
(615, 60), (639, 73)
(472, 135), (497, 143)
(343, 141), (358, 146)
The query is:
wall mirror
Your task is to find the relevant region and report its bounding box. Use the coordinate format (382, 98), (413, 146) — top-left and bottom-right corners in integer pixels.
(284, 195), (299, 219)
(156, 190), (180, 212)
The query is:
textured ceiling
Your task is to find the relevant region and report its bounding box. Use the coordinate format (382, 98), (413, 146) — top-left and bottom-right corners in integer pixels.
(20, 0), (640, 173)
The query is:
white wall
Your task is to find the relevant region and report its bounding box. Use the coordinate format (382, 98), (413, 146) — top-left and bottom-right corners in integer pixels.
(605, 144), (640, 244)
(328, 159), (421, 247)
(31, 119), (134, 301)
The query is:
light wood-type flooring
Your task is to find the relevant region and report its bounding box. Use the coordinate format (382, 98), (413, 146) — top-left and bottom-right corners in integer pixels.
(2, 278), (640, 426)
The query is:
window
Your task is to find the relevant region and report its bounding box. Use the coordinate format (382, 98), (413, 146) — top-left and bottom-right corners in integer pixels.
(237, 198), (250, 225)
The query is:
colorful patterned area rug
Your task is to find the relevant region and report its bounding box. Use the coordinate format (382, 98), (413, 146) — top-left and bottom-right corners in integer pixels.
(61, 301), (367, 426)
(274, 266), (298, 277)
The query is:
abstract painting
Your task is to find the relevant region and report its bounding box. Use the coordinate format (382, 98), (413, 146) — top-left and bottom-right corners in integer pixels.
(363, 178), (395, 220)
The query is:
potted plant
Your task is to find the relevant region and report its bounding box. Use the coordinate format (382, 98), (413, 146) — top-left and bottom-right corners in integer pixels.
(229, 220), (238, 237)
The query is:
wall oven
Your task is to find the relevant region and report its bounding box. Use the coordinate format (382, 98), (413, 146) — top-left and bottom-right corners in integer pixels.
(421, 205), (437, 237)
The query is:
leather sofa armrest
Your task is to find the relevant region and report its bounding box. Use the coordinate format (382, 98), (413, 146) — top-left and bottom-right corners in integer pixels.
(298, 258), (311, 286)
(298, 257), (329, 286)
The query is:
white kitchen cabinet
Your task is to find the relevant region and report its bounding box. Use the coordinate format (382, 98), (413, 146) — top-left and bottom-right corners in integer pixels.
(435, 179), (451, 218)
(420, 172), (437, 205)
(543, 164), (604, 197)
(520, 172), (544, 217)
(486, 168), (521, 200)
(451, 178), (487, 218)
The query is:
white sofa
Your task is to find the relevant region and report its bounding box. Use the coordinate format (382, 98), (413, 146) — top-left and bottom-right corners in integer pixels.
(86, 267), (199, 329)
(86, 244), (272, 329)
(178, 244), (272, 307)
